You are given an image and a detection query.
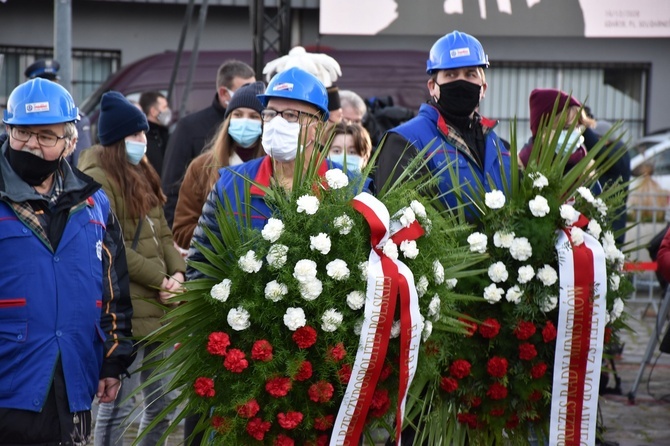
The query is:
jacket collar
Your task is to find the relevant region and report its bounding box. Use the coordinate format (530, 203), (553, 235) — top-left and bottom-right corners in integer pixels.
(249, 155), (331, 196)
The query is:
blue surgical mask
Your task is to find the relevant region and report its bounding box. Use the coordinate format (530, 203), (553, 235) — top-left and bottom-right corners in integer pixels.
(556, 128), (584, 154)
(329, 153), (363, 173)
(124, 140), (146, 165)
(228, 118), (263, 148)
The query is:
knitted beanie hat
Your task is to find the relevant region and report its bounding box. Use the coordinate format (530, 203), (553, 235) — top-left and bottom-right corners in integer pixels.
(97, 91), (149, 146)
(529, 88), (581, 137)
(224, 81), (266, 119)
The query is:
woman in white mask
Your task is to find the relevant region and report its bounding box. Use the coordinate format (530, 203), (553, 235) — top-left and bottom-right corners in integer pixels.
(77, 91), (185, 445)
(328, 122), (373, 174)
(172, 81), (266, 251)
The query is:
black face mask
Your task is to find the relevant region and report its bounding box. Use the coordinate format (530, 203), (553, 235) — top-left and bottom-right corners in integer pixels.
(435, 80), (482, 117)
(6, 147), (63, 187)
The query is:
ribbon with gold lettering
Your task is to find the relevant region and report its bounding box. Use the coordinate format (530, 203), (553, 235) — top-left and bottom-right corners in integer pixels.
(550, 214), (607, 446)
(331, 192), (423, 446)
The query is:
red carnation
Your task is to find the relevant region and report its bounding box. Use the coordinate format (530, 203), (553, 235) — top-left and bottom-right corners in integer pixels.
(486, 357), (509, 378)
(462, 395), (482, 408)
(529, 390), (543, 402)
(449, 359), (472, 379)
(317, 435), (329, 446)
(193, 377), (215, 398)
(338, 363), (352, 384)
(519, 343), (538, 361)
(328, 342), (347, 361)
(236, 399), (260, 418)
(424, 340), (440, 356)
(479, 318), (501, 339)
(251, 340), (273, 362)
(266, 377), (292, 398)
(440, 376), (458, 393)
(246, 417), (271, 441)
(308, 381), (334, 403)
(293, 326), (317, 349)
(206, 332), (230, 356)
(604, 326), (613, 345)
(514, 321), (537, 340)
(531, 362), (548, 379)
(277, 411), (304, 430)
(505, 414), (520, 429)
(369, 389), (391, 418)
(457, 412), (478, 428)
(295, 360), (313, 381)
(490, 408), (505, 417)
(542, 321), (557, 343)
(211, 415), (231, 433)
(314, 415), (335, 431)
(223, 348), (248, 373)
(274, 435), (294, 446)
(380, 362), (393, 381)
(486, 382), (508, 400)
(458, 317), (478, 337)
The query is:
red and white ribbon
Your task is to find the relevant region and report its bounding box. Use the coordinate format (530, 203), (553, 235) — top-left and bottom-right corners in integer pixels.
(331, 192), (423, 446)
(550, 216), (607, 446)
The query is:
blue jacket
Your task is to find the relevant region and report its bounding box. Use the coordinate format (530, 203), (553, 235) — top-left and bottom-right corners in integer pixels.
(375, 103), (511, 215)
(187, 156), (366, 280)
(0, 141), (134, 413)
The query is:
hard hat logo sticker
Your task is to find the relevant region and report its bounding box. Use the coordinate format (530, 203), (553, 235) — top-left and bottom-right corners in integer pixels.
(273, 82), (294, 92)
(450, 48), (471, 58)
(25, 102), (50, 113)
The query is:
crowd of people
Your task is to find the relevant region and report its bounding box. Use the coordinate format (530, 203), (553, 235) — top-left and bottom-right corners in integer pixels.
(0, 29), (630, 445)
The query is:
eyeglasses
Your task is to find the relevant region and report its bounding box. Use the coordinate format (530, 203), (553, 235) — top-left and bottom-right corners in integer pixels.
(10, 127), (67, 147)
(260, 109), (320, 123)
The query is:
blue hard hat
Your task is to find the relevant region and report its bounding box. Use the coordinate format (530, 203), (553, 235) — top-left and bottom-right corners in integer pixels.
(257, 67), (329, 121)
(25, 59), (61, 81)
(3, 78), (79, 125)
(426, 30), (489, 74)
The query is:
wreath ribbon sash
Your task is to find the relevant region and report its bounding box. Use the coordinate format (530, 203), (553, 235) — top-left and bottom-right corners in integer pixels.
(550, 217), (607, 446)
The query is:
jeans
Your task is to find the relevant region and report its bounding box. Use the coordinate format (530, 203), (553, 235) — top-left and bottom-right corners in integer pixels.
(94, 343), (175, 446)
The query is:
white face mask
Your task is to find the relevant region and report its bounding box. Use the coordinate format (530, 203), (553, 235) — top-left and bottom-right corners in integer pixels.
(157, 108), (172, 127)
(261, 116), (302, 162)
(556, 128), (584, 154)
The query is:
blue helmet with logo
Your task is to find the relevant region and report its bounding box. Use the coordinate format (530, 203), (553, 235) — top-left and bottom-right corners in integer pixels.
(3, 78), (79, 125)
(426, 30), (489, 74)
(257, 67), (329, 121)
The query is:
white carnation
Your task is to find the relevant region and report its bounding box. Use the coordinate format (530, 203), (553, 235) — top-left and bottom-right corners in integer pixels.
(410, 200), (427, 218)
(353, 318), (364, 336)
(485, 189), (506, 209)
(530, 172), (549, 189)
(238, 250), (263, 273)
(587, 219), (602, 239)
(416, 275), (429, 297)
(296, 194), (320, 215)
(433, 260), (445, 285)
(506, 285), (523, 304)
(346, 290), (366, 310)
(358, 261), (369, 281)
(593, 198), (608, 217)
(400, 240), (419, 259)
(467, 232), (488, 253)
(326, 259), (350, 280)
(264, 280), (288, 302)
(529, 195), (550, 217)
(210, 279), (232, 302)
(261, 218), (284, 242)
(445, 278), (458, 290)
(493, 231), (515, 248)
(560, 204), (580, 226)
(509, 237), (533, 261)
(517, 265), (535, 284)
(487, 261), (509, 283)
(310, 233), (332, 255)
(382, 239), (399, 260)
(293, 259), (317, 282)
(422, 320), (433, 341)
(428, 294), (441, 320)
(321, 309), (344, 332)
(390, 320), (401, 339)
(300, 278), (323, 301)
(541, 295), (558, 312)
(227, 307), (251, 331)
(483, 283), (504, 304)
(283, 307), (306, 331)
(570, 227), (585, 246)
(610, 298), (625, 321)
(333, 214), (354, 235)
(266, 244), (288, 269)
(610, 274), (621, 291)
(577, 187), (595, 203)
(537, 265), (558, 286)
(399, 207), (416, 228)
(325, 168), (349, 189)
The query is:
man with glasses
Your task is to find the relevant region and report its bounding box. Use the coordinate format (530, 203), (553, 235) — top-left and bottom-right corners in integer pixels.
(0, 78), (134, 445)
